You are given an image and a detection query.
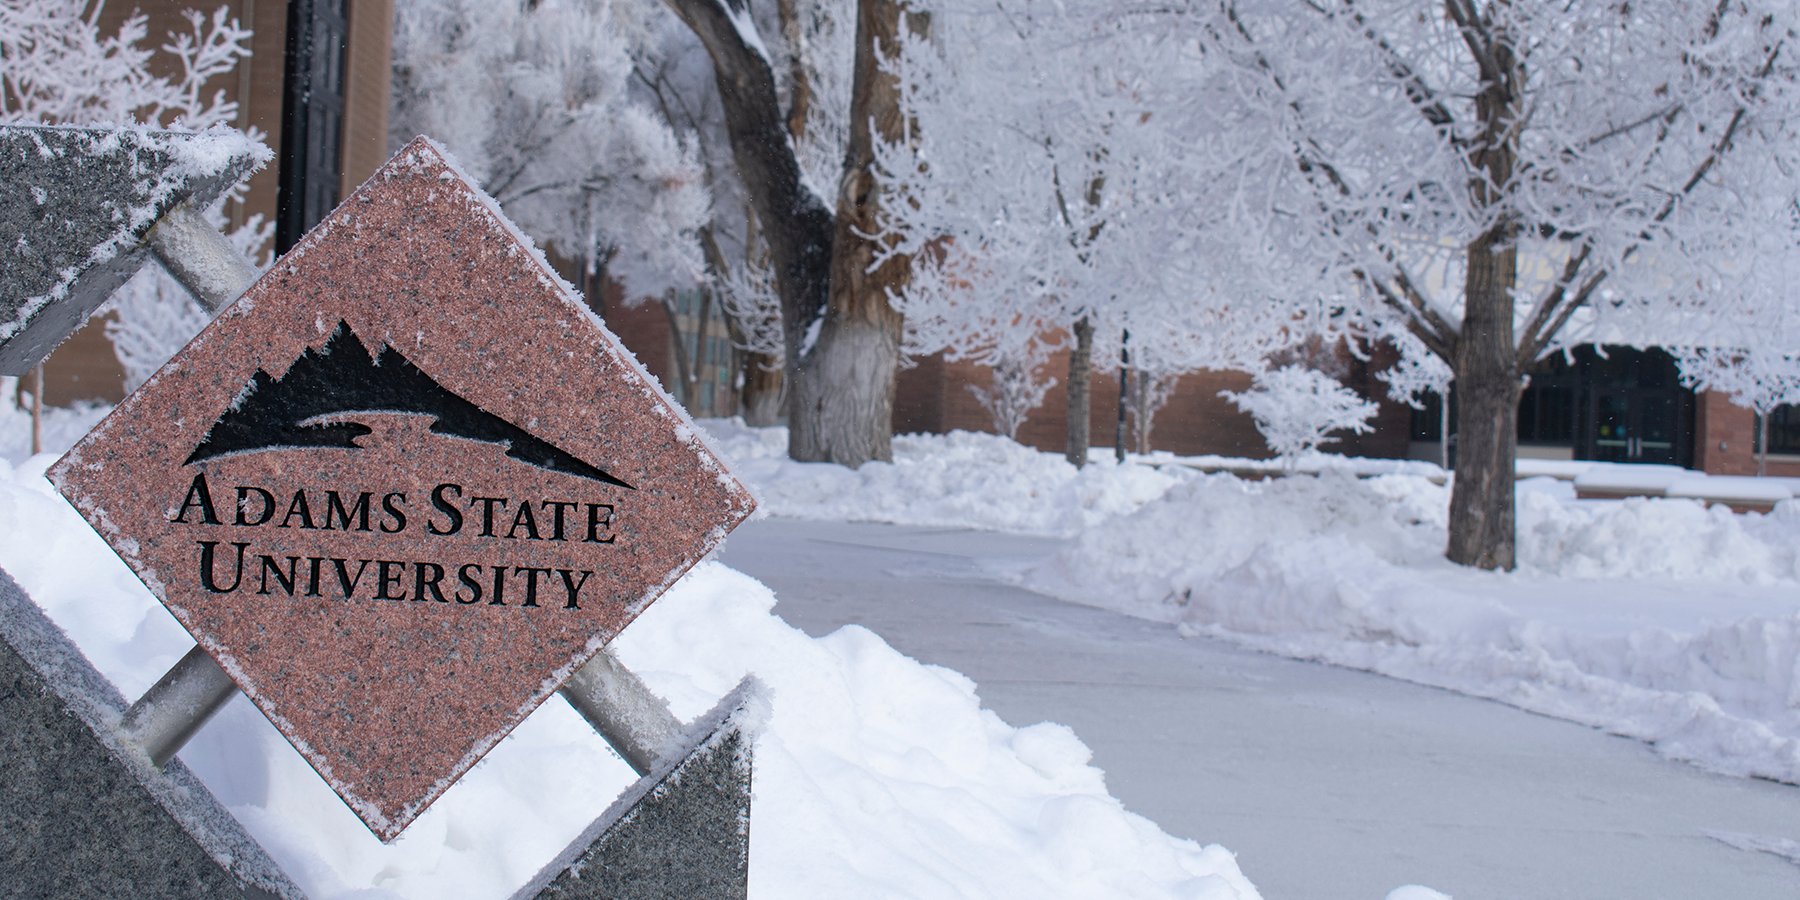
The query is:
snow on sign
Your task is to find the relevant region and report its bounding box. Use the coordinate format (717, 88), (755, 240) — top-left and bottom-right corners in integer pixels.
(49, 137), (756, 841)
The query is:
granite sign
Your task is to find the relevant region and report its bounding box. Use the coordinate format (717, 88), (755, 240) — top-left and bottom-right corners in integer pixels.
(49, 137), (756, 841)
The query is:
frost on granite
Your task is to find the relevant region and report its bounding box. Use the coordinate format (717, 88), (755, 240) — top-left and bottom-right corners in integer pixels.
(0, 123), (268, 374)
(0, 564), (305, 899)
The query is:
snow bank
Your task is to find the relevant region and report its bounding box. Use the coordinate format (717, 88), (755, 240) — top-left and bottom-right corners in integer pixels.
(1026, 471), (1800, 783)
(0, 380), (113, 467)
(703, 419), (1191, 537)
(0, 445), (1256, 900)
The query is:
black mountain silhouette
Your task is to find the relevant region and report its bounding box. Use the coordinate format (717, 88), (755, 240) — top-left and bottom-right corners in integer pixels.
(185, 321), (633, 489)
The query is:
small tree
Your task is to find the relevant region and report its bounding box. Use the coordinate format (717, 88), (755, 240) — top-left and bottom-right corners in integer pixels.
(965, 349), (1056, 440)
(1221, 365), (1378, 468)
(1125, 369), (1179, 454)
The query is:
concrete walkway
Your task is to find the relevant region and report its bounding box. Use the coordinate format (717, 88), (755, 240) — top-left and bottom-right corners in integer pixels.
(717, 518), (1800, 900)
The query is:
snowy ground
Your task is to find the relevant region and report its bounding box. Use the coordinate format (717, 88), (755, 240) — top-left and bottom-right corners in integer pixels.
(718, 517), (1800, 900)
(0, 401), (1257, 900)
(7, 400), (1800, 898)
(707, 418), (1800, 785)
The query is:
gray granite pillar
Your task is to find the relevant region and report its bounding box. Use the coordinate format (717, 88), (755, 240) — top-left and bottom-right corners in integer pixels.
(0, 566), (305, 900)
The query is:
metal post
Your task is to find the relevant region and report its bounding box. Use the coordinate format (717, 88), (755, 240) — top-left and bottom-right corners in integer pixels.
(146, 199), (262, 314)
(559, 648), (684, 776)
(30, 363), (43, 455)
(122, 645), (239, 767)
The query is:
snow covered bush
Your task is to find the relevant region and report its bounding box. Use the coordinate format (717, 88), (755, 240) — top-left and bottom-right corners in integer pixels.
(1220, 365), (1379, 465)
(965, 352), (1057, 440)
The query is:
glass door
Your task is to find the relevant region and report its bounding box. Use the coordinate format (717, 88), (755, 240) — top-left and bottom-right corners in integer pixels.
(1593, 391), (1630, 462)
(1634, 394), (1680, 464)
(1586, 389), (1683, 464)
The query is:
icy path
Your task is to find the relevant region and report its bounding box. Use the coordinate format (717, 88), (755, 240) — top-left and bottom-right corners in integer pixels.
(717, 518), (1800, 900)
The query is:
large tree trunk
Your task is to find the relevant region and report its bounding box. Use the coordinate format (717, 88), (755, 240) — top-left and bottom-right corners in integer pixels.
(666, 0), (916, 467)
(788, 0), (917, 465)
(1444, 12), (1523, 570)
(661, 0), (833, 421)
(1447, 232), (1521, 570)
(737, 351), (785, 425)
(1065, 317), (1093, 468)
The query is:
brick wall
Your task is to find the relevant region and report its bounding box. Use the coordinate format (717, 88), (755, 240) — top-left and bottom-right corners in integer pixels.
(1695, 391), (1800, 477)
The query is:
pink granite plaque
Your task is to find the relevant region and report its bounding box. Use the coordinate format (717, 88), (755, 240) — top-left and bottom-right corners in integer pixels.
(49, 138), (756, 841)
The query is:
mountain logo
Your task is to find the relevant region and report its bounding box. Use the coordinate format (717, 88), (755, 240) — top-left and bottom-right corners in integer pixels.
(185, 320), (633, 489)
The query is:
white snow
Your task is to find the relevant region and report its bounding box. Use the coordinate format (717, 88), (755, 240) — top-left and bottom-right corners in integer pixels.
(704, 420), (1800, 784)
(0, 412), (1257, 900)
(12, 401), (1800, 896)
(703, 417), (1190, 537)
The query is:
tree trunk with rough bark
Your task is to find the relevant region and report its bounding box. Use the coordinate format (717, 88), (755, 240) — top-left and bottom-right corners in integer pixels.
(737, 351), (785, 425)
(787, 0), (917, 465)
(664, 0), (916, 466)
(1445, 23), (1521, 570)
(1065, 318), (1093, 468)
(661, 0), (833, 420)
(1447, 231), (1520, 569)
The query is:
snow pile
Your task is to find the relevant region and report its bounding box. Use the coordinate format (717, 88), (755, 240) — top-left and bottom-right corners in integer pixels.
(0, 450), (1256, 900)
(0, 381), (112, 465)
(1519, 484), (1800, 581)
(1025, 471), (1800, 783)
(703, 418), (1192, 536)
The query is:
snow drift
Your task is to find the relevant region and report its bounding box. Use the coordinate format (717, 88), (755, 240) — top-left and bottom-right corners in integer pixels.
(0, 446), (1256, 900)
(1025, 470), (1800, 784)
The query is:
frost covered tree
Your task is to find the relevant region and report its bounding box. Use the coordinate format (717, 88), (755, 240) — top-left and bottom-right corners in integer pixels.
(1124, 369), (1179, 454)
(1221, 364), (1379, 467)
(624, 0), (853, 425)
(659, 0), (923, 466)
(1, 1), (249, 128)
(391, 0), (711, 298)
(965, 345), (1057, 440)
(1085, 0), (1800, 569)
(871, 1), (1327, 467)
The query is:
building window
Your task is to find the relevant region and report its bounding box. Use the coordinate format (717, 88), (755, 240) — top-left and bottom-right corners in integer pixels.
(1758, 405), (1800, 455)
(1518, 354), (1575, 446)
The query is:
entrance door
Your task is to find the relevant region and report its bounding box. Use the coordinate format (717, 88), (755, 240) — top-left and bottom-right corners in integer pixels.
(1575, 345), (1693, 467)
(1591, 389), (1682, 464)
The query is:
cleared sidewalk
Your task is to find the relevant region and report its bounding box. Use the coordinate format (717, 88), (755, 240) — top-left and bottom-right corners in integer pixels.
(719, 518), (1800, 900)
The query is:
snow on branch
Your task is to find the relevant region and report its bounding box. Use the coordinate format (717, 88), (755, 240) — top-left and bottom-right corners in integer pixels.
(1221, 364), (1379, 466)
(392, 0), (710, 297)
(0, 1), (251, 128)
(965, 347), (1057, 440)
